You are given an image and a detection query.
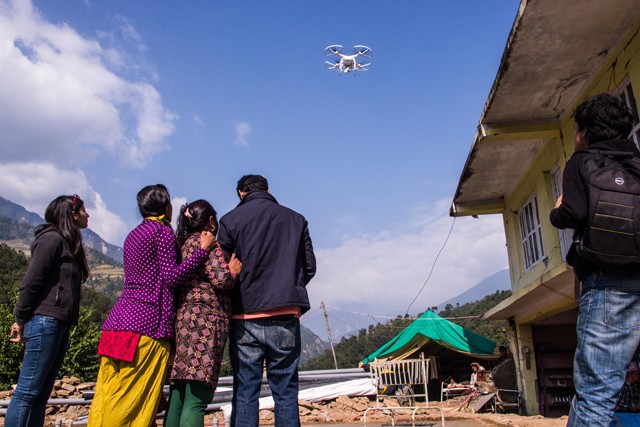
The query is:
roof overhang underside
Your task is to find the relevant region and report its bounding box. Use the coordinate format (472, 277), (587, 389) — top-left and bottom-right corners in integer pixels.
(451, 0), (640, 217)
(483, 266), (577, 323)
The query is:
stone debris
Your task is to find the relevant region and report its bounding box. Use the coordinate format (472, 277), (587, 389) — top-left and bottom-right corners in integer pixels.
(4, 376), (96, 400)
(0, 377), (94, 425)
(0, 379), (568, 426)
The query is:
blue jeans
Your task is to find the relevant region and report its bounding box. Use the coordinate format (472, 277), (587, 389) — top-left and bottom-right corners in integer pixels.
(230, 317), (301, 427)
(568, 274), (640, 427)
(5, 315), (70, 427)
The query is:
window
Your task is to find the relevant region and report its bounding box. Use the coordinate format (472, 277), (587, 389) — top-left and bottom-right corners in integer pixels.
(551, 165), (573, 261)
(519, 194), (545, 271)
(615, 78), (640, 147)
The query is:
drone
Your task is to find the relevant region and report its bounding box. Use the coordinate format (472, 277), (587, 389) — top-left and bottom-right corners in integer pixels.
(324, 45), (372, 75)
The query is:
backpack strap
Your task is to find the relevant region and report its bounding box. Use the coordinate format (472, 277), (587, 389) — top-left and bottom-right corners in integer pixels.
(580, 149), (640, 179)
(584, 148), (635, 160)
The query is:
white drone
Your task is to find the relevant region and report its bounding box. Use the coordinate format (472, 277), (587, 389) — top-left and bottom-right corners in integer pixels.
(324, 45), (372, 75)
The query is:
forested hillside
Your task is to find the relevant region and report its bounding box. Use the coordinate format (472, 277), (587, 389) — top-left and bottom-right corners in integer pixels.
(302, 289), (512, 370)
(0, 196), (124, 264)
(0, 206), (125, 300)
(0, 216), (34, 241)
(438, 290), (512, 344)
(0, 244), (114, 388)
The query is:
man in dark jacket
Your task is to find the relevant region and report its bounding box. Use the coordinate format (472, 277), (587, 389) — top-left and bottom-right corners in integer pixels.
(218, 174), (316, 427)
(550, 93), (640, 427)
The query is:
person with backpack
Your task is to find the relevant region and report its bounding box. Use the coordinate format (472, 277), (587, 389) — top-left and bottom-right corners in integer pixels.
(550, 93), (640, 427)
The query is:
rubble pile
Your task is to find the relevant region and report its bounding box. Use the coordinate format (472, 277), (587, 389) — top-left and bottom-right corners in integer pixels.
(204, 394), (476, 426)
(0, 377), (94, 424)
(51, 377), (96, 399)
(0, 382), (568, 426)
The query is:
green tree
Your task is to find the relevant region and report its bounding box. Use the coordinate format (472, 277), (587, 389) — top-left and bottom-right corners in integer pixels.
(0, 244), (116, 384)
(0, 303), (24, 388)
(59, 286), (114, 381)
(0, 244), (26, 388)
(59, 308), (102, 381)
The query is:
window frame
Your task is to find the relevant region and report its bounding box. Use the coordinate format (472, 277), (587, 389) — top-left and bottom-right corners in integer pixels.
(550, 165), (573, 262)
(518, 194), (545, 271)
(615, 77), (640, 148)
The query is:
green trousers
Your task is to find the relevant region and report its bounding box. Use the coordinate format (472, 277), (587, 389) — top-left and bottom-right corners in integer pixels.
(163, 380), (214, 427)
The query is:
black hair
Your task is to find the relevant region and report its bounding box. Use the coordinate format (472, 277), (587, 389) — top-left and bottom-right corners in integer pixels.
(36, 195), (89, 282)
(176, 199), (218, 248)
(137, 184), (171, 221)
(236, 175), (268, 196)
(575, 93), (634, 144)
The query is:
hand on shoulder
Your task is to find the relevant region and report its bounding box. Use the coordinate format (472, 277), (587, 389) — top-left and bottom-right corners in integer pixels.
(199, 231), (216, 252)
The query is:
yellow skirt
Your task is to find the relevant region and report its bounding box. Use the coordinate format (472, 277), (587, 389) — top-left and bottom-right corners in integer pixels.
(88, 335), (170, 427)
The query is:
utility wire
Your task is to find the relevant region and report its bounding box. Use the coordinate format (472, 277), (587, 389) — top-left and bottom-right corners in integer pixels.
(405, 216), (456, 315)
(326, 304), (480, 321)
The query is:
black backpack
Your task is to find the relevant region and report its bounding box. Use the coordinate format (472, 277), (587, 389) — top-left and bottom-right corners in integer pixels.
(575, 149), (640, 266)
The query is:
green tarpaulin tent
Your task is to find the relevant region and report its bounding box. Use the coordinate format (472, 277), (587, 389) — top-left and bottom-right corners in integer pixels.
(361, 310), (497, 364)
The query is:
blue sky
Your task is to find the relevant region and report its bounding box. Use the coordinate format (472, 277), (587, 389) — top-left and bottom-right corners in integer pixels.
(0, 0), (517, 333)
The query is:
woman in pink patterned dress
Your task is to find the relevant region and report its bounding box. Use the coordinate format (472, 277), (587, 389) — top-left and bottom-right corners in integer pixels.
(164, 199), (242, 427)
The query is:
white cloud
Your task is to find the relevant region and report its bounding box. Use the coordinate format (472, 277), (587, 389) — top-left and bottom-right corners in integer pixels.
(0, 0), (179, 246)
(190, 114), (205, 135)
(170, 196), (187, 231)
(307, 199), (508, 317)
(89, 191), (128, 245)
(234, 122), (251, 147)
(0, 162), (128, 244)
(0, 0), (176, 168)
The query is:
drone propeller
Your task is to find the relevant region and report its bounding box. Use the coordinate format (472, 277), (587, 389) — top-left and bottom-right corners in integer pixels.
(324, 61), (340, 71)
(324, 45), (343, 56)
(358, 63), (372, 71)
(354, 45), (372, 58)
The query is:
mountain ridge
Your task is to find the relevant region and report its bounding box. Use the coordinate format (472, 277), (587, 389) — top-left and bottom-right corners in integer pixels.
(436, 268), (510, 309)
(0, 196), (123, 264)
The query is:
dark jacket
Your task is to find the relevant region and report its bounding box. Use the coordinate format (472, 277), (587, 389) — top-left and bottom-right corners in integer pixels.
(550, 139), (640, 280)
(218, 191), (316, 315)
(14, 229), (83, 326)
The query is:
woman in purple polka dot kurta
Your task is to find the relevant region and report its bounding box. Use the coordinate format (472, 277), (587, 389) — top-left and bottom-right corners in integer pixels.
(88, 185), (216, 427)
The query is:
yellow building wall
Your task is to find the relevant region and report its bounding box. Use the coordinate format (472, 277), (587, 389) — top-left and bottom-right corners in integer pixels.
(505, 22), (640, 295)
(513, 323), (538, 415)
(499, 22), (640, 416)
(503, 137), (564, 294)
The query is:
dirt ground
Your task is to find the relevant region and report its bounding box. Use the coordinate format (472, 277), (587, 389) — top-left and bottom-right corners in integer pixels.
(4, 394), (569, 427)
(201, 402), (570, 427)
(0, 410), (569, 427)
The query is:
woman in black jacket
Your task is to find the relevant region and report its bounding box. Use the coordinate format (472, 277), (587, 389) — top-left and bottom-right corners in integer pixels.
(6, 194), (89, 427)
